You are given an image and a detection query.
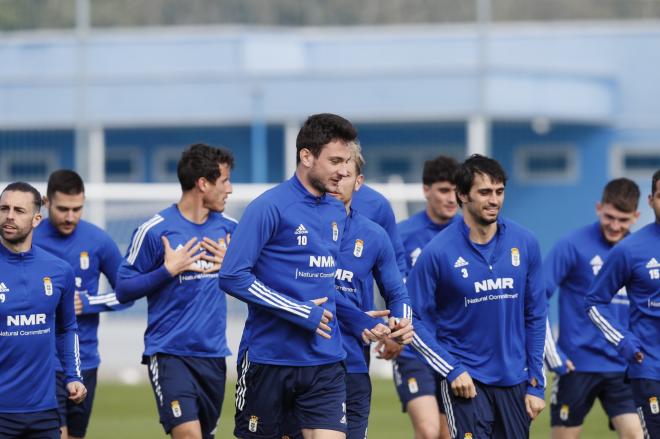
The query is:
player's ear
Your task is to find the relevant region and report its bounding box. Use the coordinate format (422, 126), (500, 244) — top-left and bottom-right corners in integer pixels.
(354, 174), (365, 191)
(32, 211), (42, 228)
(196, 177), (208, 192)
(299, 148), (314, 168)
(42, 196), (49, 208)
(595, 201), (602, 215)
(457, 191), (468, 205)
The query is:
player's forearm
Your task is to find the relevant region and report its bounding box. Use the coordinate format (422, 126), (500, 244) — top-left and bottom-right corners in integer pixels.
(56, 329), (82, 383)
(544, 317), (569, 374)
(79, 292), (133, 314)
(335, 291), (381, 338)
(115, 265), (171, 303)
(410, 316), (465, 381)
(219, 273), (324, 332)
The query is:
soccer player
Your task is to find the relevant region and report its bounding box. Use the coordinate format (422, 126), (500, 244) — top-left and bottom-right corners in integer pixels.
(586, 169), (660, 438)
(407, 154), (547, 438)
(34, 169), (129, 439)
(545, 178), (643, 439)
(391, 155), (459, 439)
(327, 145), (470, 439)
(219, 113), (398, 439)
(351, 184), (407, 276)
(0, 182), (86, 438)
(115, 144), (236, 439)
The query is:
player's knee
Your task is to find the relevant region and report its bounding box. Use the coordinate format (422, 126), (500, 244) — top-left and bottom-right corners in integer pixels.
(170, 421), (203, 439)
(413, 422), (440, 439)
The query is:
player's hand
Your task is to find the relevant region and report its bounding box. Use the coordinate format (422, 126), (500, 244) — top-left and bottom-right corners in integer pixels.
(566, 359), (575, 372)
(67, 381), (87, 404)
(374, 338), (404, 360)
(311, 297), (333, 339)
(162, 236), (203, 276)
(199, 237), (228, 273)
(388, 317), (414, 345)
(361, 323), (391, 344)
(634, 351), (644, 363)
(74, 292), (84, 315)
(365, 309), (390, 319)
(524, 394), (545, 420)
(450, 371), (477, 399)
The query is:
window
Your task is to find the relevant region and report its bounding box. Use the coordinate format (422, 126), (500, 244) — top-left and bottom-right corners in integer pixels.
(611, 146), (660, 178)
(105, 147), (144, 182)
(0, 150), (58, 181)
(514, 145), (578, 184)
(152, 147), (184, 183)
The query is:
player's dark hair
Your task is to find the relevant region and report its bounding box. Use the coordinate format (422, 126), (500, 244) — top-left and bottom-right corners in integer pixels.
(296, 113), (357, 164)
(1, 182), (42, 213)
(47, 169), (85, 199)
(601, 178), (640, 213)
(177, 143), (234, 191)
(455, 154), (507, 207)
(652, 169), (660, 195)
(423, 155), (459, 186)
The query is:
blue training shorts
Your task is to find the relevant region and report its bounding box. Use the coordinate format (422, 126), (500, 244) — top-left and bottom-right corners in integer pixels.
(145, 354), (226, 438)
(234, 353), (347, 438)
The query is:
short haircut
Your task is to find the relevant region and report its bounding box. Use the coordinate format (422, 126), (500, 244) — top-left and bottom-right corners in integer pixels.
(1, 182), (42, 213)
(296, 113), (357, 164)
(601, 178), (640, 213)
(177, 143), (235, 191)
(455, 154), (507, 206)
(47, 169), (85, 199)
(423, 155), (459, 186)
(652, 169), (660, 195)
(348, 141), (365, 175)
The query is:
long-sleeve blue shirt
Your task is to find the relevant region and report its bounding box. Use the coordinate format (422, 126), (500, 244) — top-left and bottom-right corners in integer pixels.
(407, 217), (547, 398)
(544, 221), (630, 374)
(116, 204), (235, 358)
(0, 243), (81, 412)
(34, 219), (128, 371)
(337, 209), (466, 381)
(352, 184), (407, 277)
(398, 210), (458, 272)
(219, 175), (347, 366)
(585, 221), (660, 380)
(397, 211), (458, 361)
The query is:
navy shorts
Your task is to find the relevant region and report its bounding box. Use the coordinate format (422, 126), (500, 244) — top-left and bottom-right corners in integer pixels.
(345, 373), (372, 439)
(145, 354), (226, 438)
(234, 353), (347, 438)
(279, 372), (371, 439)
(56, 368), (98, 436)
(550, 372), (636, 427)
(441, 380), (530, 439)
(393, 355), (445, 414)
(0, 409), (60, 439)
(631, 378), (660, 438)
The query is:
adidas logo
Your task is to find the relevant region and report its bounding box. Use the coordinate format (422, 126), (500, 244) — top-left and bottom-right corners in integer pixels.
(454, 257), (469, 268)
(590, 255), (603, 266)
(646, 258), (660, 269)
(0, 282), (9, 293)
(295, 224), (308, 235)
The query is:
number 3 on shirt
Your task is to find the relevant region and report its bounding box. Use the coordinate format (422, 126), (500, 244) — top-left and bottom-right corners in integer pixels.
(297, 235), (308, 246)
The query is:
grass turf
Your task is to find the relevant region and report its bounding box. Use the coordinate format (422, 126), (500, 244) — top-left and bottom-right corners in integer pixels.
(87, 376), (614, 438)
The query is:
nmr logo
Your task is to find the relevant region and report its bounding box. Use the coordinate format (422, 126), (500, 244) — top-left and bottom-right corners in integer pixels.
(309, 255), (335, 268)
(7, 313), (46, 326)
(474, 278), (514, 293)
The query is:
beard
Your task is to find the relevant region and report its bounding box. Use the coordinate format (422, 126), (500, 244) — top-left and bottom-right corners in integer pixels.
(1, 226), (30, 245)
(465, 198), (499, 226)
(308, 169), (331, 195)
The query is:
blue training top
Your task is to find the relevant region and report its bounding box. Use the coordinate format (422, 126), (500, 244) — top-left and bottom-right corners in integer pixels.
(116, 204), (235, 359)
(544, 221), (630, 374)
(34, 219), (129, 371)
(407, 217), (547, 398)
(0, 243), (81, 412)
(219, 175), (348, 366)
(585, 221), (660, 380)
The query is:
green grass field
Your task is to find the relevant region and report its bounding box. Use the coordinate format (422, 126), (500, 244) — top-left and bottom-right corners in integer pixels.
(87, 376), (614, 438)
